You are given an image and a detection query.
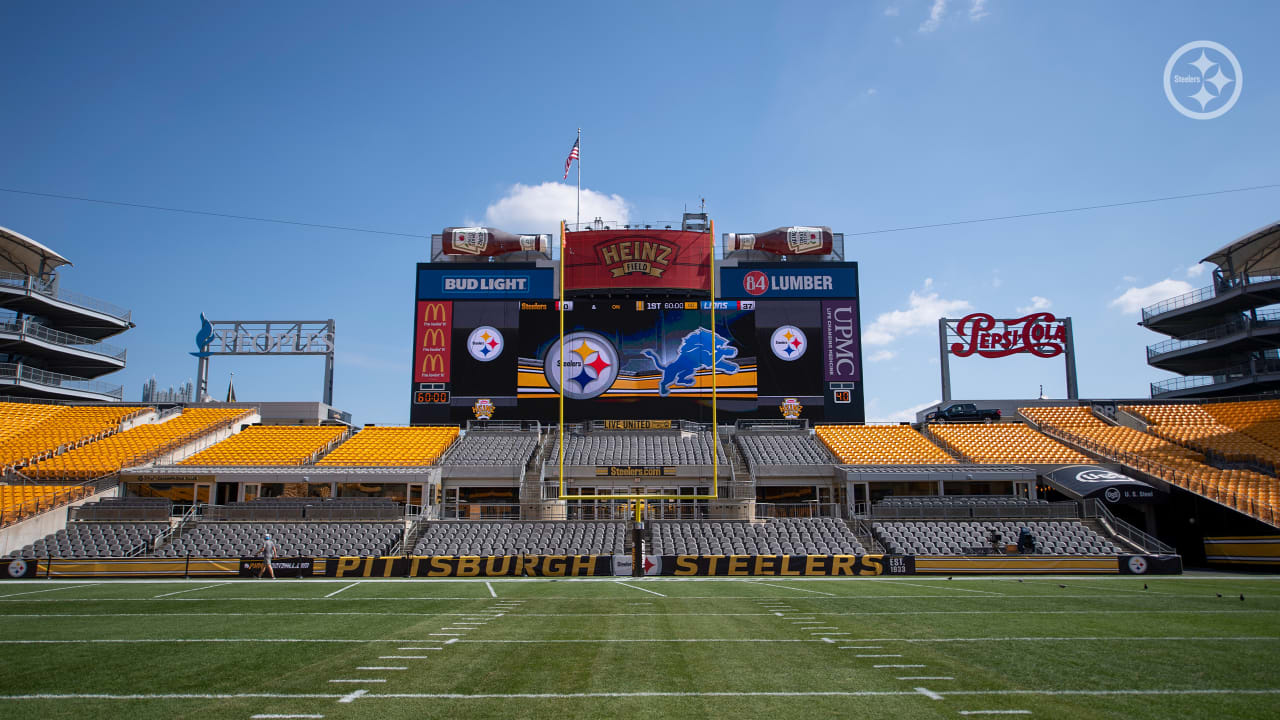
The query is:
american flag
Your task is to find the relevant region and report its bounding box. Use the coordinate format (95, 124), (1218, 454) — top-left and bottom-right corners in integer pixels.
(563, 138), (579, 180)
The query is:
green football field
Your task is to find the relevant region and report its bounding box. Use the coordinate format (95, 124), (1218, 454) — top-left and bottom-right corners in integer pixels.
(1, 574), (1278, 719)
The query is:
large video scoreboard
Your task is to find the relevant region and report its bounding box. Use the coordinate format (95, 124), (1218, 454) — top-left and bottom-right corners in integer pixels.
(409, 259), (864, 424)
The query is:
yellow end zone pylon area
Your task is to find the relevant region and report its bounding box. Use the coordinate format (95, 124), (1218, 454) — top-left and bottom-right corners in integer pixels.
(556, 219), (721, 502)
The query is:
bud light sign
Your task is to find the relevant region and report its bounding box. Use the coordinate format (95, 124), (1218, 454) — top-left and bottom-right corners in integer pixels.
(720, 265), (858, 299)
(822, 300), (861, 382)
(417, 267), (554, 299)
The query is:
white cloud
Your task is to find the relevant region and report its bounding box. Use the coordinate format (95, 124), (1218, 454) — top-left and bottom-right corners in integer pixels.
(1016, 296), (1052, 314)
(871, 399), (940, 424)
(869, 350), (896, 363)
(919, 0), (948, 32)
(969, 0), (989, 21)
(884, 5), (900, 16)
(1109, 278), (1194, 314)
(866, 87), (878, 96)
(483, 182), (630, 235)
(1186, 263), (1212, 279)
(865, 285), (972, 346)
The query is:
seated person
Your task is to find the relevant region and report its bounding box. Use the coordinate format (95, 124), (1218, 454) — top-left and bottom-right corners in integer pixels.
(1017, 527), (1036, 554)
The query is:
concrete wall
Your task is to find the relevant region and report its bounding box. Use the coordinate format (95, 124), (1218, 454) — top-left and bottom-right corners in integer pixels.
(0, 486), (120, 555)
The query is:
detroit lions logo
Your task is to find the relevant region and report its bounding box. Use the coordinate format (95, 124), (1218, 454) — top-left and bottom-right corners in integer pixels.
(641, 328), (740, 396)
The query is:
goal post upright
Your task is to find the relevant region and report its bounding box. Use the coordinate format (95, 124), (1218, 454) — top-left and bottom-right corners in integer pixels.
(556, 217), (721, 504)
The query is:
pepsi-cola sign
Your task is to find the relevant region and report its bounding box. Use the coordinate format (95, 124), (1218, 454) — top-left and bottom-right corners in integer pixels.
(949, 312), (1067, 359)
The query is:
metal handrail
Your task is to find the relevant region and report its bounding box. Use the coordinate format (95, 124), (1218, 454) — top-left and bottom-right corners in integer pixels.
(1150, 357), (1280, 396)
(754, 502), (843, 518)
(0, 316), (127, 360)
(565, 220), (686, 232)
(1084, 499), (1175, 554)
(0, 270), (131, 321)
(1141, 265), (1280, 321)
(1039, 423), (1278, 528)
(0, 362), (123, 399)
(1146, 311), (1280, 359)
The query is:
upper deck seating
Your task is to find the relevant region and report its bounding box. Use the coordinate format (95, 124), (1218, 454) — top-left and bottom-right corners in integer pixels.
(816, 425), (957, 464)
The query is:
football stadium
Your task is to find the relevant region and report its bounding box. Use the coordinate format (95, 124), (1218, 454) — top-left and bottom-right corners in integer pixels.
(2, 213), (1280, 720)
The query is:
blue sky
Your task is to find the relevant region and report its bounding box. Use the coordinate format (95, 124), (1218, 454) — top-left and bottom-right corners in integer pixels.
(1, 1), (1276, 424)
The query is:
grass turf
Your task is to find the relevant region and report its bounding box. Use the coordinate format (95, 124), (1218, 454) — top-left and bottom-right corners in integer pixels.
(0, 574), (1278, 719)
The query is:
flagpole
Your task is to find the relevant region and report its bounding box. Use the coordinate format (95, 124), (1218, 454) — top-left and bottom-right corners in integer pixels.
(575, 127), (581, 230)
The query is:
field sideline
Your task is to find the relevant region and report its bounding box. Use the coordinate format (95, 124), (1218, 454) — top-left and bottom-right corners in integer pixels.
(0, 574), (1278, 719)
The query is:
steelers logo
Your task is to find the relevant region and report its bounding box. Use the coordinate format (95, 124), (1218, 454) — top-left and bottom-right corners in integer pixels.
(543, 331), (619, 400)
(1127, 556), (1149, 574)
(467, 326), (504, 362)
(7, 559), (28, 578)
(770, 325), (807, 361)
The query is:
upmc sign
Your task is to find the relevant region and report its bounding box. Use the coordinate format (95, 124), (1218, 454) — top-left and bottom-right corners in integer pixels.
(720, 265), (859, 299)
(949, 312), (1067, 358)
(822, 300), (861, 382)
(414, 301), (451, 381)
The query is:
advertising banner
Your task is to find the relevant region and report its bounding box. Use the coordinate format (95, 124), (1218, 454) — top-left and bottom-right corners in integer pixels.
(657, 554), (891, 576)
(1118, 554), (1183, 575)
(238, 557), (316, 578)
(564, 230), (711, 293)
(414, 300), (452, 382)
(324, 555), (614, 578)
(1046, 465), (1160, 504)
(416, 267), (555, 300)
(1, 558), (37, 579)
(721, 264), (860, 299)
(821, 299), (861, 383)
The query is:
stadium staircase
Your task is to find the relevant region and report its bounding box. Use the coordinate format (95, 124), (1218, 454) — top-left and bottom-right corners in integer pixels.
(919, 425), (969, 462)
(1021, 405), (1280, 530)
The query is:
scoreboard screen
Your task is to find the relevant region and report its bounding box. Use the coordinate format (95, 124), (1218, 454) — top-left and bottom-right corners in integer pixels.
(410, 298), (862, 424)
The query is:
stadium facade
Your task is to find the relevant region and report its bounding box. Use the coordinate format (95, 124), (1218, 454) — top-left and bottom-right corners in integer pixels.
(1142, 221), (1280, 398)
(0, 226), (132, 402)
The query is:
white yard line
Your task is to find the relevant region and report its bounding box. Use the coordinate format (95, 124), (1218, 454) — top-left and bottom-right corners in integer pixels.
(324, 583), (359, 598)
(887, 580), (1004, 596)
(357, 667), (406, 671)
(2, 635), (1275, 645)
(841, 646), (883, 649)
(899, 677), (954, 681)
(876, 664), (925, 668)
(915, 687), (944, 701)
(250, 715), (325, 719)
(485, 582), (497, 598)
(14, 608), (1270, 619)
(0, 583), (98, 599)
(327, 679), (386, 684)
(153, 584), (219, 599)
(616, 582), (667, 597)
(749, 581), (835, 596)
(338, 689), (369, 704)
(858, 654), (903, 658)
(2, 688), (1277, 702)
(958, 712), (1032, 716)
